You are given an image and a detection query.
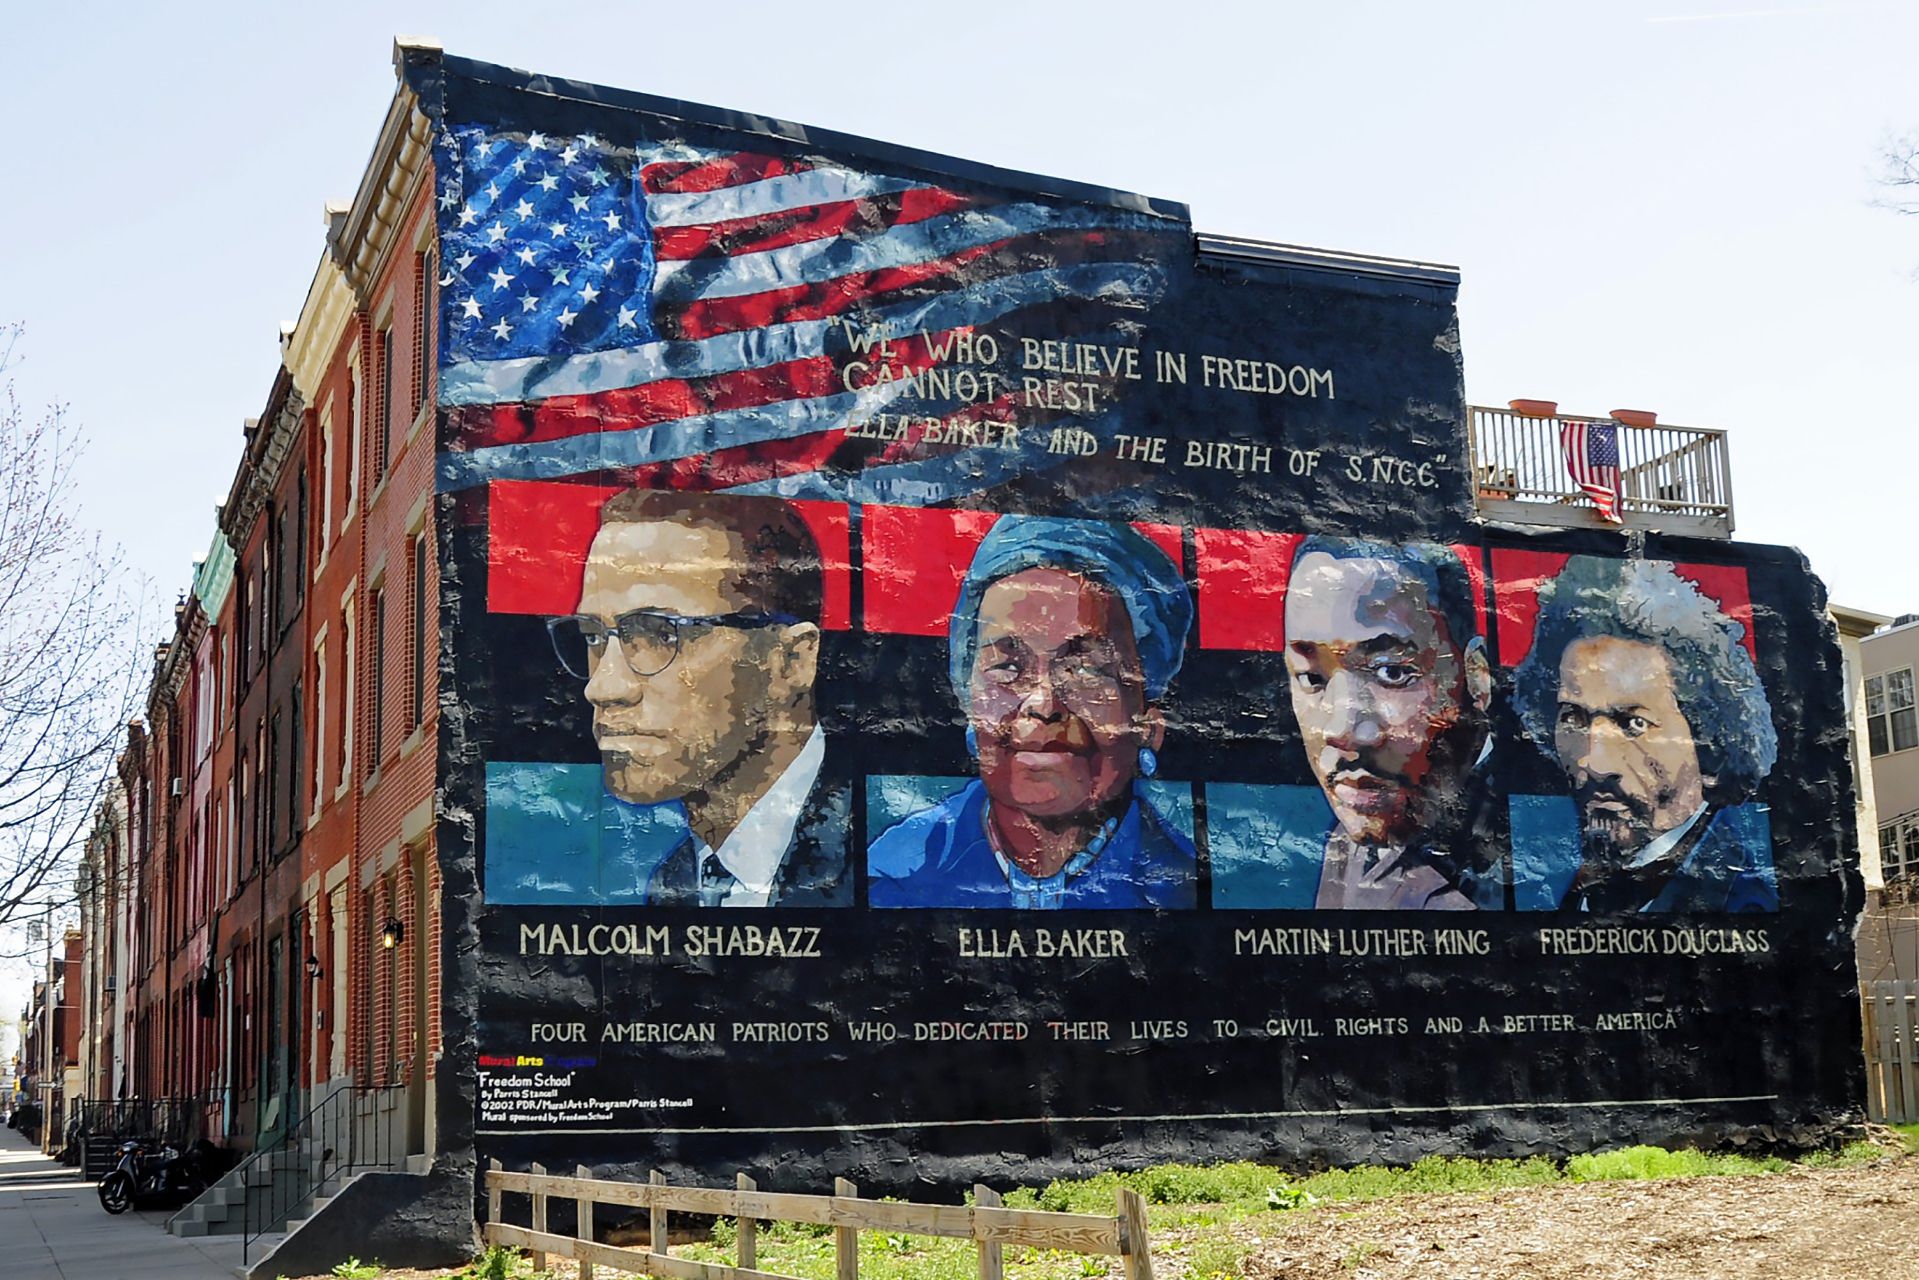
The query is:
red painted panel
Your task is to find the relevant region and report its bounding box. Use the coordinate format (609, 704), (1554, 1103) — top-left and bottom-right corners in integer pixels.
(861, 506), (1002, 637)
(1193, 528), (1303, 652)
(1491, 550), (1755, 664)
(486, 480), (851, 630)
(860, 512), (1188, 637)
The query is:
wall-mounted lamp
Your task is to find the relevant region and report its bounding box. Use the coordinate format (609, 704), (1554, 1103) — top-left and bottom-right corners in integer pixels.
(380, 918), (405, 950)
(304, 954), (323, 981)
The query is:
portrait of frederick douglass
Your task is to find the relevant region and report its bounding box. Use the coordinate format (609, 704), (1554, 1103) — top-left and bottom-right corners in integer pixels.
(1511, 556), (1778, 913)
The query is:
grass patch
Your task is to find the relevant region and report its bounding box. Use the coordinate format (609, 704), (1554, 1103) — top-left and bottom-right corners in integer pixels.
(1890, 1123), (1919, 1155)
(1565, 1145), (1789, 1181)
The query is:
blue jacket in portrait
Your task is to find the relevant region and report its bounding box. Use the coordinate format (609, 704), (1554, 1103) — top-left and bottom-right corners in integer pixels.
(867, 779), (1197, 909)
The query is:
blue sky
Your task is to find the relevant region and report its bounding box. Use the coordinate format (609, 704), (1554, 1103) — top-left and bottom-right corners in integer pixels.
(4, 1), (1913, 612)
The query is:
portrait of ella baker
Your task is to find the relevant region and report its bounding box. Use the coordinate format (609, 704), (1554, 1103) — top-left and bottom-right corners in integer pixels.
(867, 516), (1199, 909)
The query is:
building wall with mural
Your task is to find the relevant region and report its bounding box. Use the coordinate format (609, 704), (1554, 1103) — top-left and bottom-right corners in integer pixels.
(411, 51), (1863, 1190)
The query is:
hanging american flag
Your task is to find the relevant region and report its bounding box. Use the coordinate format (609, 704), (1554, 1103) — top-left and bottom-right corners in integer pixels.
(1559, 419), (1623, 523)
(433, 124), (1183, 504)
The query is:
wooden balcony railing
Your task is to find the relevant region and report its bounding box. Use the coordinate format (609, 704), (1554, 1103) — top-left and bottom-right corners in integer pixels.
(1468, 405), (1735, 538)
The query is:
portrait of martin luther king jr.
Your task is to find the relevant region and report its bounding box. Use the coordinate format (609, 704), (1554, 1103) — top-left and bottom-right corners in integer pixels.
(1281, 536), (1501, 910)
(545, 489), (851, 907)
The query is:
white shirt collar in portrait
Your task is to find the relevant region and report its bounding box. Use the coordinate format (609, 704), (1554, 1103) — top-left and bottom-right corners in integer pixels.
(1623, 801), (1709, 872)
(692, 724), (826, 907)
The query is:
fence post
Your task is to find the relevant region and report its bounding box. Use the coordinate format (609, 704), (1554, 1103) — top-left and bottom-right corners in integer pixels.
(1117, 1188), (1153, 1280)
(530, 1161), (549, 1271)
(485, 1158), (502, 1239)
(974, 1184), (1003, 1280)
(834, 1177), (859, 1280)
(737, 1172), (758, 1270)
(1863, 986), (1884, 1123)
(650, 1169), (668, 1255)
(1878, 982), (1903, 1124)
(576, 1163), (596, 1280)
(1897, 982), (1919, 1124)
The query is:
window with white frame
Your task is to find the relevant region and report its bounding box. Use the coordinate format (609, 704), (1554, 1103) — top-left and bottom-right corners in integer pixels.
(339, 595), (357, 794)
(312, 634), (330, 811)
(318, 404), (335, 565)
(1880, 814), (1919, 882)
(344, 351), (363, 532)
(1866, 667), (1917, 757)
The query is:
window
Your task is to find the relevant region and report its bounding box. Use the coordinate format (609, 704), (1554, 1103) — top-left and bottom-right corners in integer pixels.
(267, 710), (282, 852)
(369, 587), (386, 769)
(344, 352), (362, 529)
(318, 406), (335, 563)
(312, 639), (329, 810)
(374, 327), (394, 480)
(252, 721), (267, 872)
(339, 600), (356, 792)
(413, 249), (434, 418)
(410, 535), (428, 730)
(288, 681), (303, 840)
(1882, 816), (1919, 883)
(362, 886), (378, 1084)
(1867, 668), (1917, 756)
(293, 466), (308, 603)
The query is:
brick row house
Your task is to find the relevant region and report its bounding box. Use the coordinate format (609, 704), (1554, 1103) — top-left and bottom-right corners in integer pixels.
(73, 53), (444, 1171)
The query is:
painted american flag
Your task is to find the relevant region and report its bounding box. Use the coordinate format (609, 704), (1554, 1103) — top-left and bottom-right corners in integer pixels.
(433, 124), (1183, 504)
(1559, 419), (1623, 523)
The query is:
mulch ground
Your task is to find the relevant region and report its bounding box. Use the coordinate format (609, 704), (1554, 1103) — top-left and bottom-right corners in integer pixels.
(1233, 1160), (1919, 1280)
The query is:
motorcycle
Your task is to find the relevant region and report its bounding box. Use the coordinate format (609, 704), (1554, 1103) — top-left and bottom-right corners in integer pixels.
(96, 1139), (216, 1214)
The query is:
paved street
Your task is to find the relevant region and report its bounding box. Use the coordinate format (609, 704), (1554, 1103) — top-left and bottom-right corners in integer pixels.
(0, 1127), (248, 1279)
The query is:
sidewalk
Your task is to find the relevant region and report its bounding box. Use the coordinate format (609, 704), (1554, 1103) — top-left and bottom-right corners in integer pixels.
(0, 1126), (250, 1279)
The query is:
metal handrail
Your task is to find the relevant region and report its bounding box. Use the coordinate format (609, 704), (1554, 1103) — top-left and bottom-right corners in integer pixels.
(238, 1083), (405, 1265)
(1467, 405), (1734, 533)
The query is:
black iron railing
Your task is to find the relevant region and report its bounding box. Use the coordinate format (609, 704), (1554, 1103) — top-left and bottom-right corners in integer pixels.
(240, 1084), (406, 1265)
(69, 1095), (216, 1176)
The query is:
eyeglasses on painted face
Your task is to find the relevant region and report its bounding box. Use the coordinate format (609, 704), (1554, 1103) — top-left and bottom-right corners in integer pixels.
(546, 608), (799, 680)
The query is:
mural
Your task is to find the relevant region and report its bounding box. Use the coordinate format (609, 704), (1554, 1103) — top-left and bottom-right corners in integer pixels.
(421, 52), (1862, 1196)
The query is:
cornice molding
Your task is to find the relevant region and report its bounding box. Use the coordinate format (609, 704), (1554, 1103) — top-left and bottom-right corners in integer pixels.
(219, 372), (306, 540)
(283, 243), (354, 405)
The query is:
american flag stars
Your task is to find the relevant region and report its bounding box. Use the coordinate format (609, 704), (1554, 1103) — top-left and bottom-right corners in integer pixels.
(438, 125), (658, 361)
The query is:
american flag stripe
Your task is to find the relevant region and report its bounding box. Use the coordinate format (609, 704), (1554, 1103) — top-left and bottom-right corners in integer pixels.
(640, 150), (814, 194)
(460, 329), (962, 452)
(650, 201), (1159, 302)
(439, 260), (1162, 412)
(653, 186), (980, 262)
(441, 382), (911, 491)
(726, 408), (1114, 505)
(642, 166), (923, 226)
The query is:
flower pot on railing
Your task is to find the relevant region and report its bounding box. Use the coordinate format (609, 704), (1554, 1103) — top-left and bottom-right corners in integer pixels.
(1609, 409), (1657, 427)
(1508, 399), (1558, 418)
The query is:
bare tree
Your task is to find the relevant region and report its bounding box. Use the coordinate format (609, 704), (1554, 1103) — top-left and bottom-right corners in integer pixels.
(1875, 132), (1919, 216)
(0, 325), (148, 934)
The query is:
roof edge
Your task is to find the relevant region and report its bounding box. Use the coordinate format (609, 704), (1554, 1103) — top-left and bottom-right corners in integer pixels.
(1196, 234), (1461, 287)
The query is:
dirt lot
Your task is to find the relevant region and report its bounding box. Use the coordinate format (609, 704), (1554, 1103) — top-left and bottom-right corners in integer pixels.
(1236, 1160), (1919, 1280)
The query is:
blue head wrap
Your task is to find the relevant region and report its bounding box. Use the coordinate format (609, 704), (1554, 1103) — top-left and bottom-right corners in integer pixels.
(947, 516), (1193, 704)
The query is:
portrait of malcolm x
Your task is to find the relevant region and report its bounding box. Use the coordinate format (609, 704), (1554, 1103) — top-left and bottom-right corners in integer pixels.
(1511, 556), (1778, 914)
(544, 490), (851, 907)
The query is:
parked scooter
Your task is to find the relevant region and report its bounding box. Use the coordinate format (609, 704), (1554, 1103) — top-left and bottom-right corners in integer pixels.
(96, 1139), (216, 1214)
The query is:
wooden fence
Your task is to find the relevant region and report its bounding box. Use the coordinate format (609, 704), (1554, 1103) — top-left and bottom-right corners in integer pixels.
(483, 1161), (1154, 1280)
(1862, 980), (1918, 1123)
